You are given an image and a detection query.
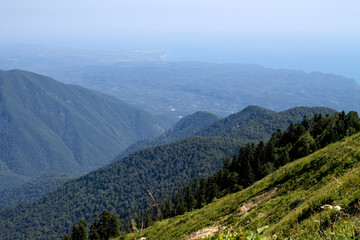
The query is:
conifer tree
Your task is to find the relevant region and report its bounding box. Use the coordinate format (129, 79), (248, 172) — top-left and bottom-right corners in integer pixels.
(78, 219), (88, 240)
(61, 234), (71, 240)
(97, 210), (120, 240)
(143, 212), (153, 228)
(88, 214), (100, 240)
(163, 199), (174, 218)
(71, 223), (80, 240)
(131, 219), (138, 233)
(196, 178), (207, 208)
(184, 186), (197, 211)
(175, 198), (186, 215)
(88, 224), (101, 240)
(301, 115), (310, 130)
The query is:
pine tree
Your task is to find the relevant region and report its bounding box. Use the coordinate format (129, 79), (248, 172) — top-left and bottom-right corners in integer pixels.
(265, 139), (278, 166)
(61, 234), (71, 240)
(254, 141), (266, 178)
(301, 115), (310, 130)
(98, 210), (120, 240)
(207, 182), (220, 202)
(196, 178), (207, 208)
(88, 224), (100, 240)
(89, 214), (100, 240)
(184, 186), (197, 211)
(78, 219), (88, 240)
(131, 219), (138, 233)
(175, 198), (186, 215)
(71, 223), (79, 240)
(70, 220), (88, 240)
(163, 199), (174, 218)
(143, 212), (153, 228)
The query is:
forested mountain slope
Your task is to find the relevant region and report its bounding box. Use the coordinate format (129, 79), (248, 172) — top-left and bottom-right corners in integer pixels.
(117, 111), (222, 159)
(133, 120), (360, 240)
(0, 69), (170, 190)
(0, 173), (72, 210)
(119, 106), (335, 160)
(0, 106), (334, 239)
(197, 106), (335, 138)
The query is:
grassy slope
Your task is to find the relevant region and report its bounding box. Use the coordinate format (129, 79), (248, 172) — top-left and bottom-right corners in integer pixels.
(132, 133), (360, 239)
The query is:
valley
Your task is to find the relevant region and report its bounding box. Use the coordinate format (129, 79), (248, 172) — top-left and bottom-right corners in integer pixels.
(0, 51), (359, 240)
(2, 2), (360, 239)
(1, 46), (360, 119)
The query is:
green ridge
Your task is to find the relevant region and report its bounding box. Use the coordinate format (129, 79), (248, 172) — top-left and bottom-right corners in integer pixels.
(117, 111), (222, 159)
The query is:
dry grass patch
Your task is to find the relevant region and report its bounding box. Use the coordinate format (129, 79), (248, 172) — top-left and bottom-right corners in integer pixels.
(237, 187), (278, 218)
(186, 225), (224, 240)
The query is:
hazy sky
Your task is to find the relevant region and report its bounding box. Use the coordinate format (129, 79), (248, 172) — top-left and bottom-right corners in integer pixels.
(1, 0), (360, 80)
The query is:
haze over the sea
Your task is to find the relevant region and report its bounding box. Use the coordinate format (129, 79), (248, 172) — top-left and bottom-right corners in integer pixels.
(1, 0), (359, 81)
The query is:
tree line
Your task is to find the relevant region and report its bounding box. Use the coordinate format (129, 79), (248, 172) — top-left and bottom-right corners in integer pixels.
(62, 210), (121, 240)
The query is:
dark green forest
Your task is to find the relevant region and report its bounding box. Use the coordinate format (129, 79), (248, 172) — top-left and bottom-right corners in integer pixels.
(116, 111), (222, 160)
(62, 210), (121, 240)
(0, 106), (335, 239)
(0, 173), (72, 210)
(118, 106), (336, 161)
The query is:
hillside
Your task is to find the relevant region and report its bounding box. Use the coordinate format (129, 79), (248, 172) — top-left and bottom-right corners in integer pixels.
(0, 136), (240, 240)
(134, 132), (360, 239)
(0, 69), (170, 190)
(117, 111), (222, 159)
(0, 173), (72, 210)
(119, 106), (335, 160)
(0, 106), (335, 239)
(197, 106), (335, 138)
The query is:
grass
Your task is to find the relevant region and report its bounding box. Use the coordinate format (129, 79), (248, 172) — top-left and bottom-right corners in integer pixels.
(121, 133), (360, 240)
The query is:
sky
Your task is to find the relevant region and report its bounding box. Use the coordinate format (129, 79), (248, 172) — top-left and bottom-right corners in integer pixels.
(1, 0), (360, 80)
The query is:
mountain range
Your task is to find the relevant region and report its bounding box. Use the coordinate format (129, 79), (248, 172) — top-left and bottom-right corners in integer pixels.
(0, 69), (170, 190)
(0, 61), (356, 239)
(0, 104), (335, 239)
(1, 45), (359, 119)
